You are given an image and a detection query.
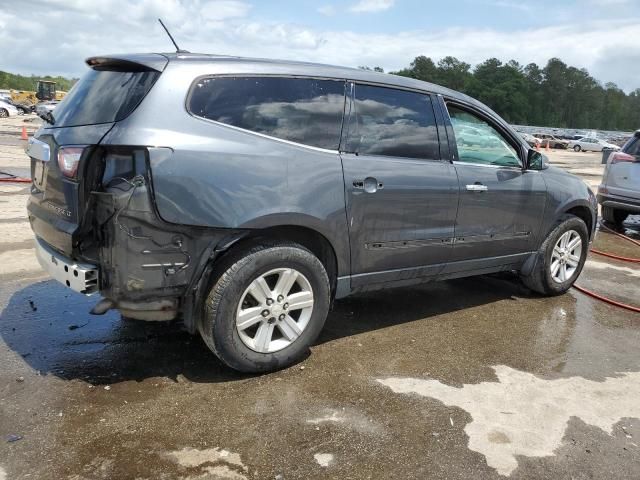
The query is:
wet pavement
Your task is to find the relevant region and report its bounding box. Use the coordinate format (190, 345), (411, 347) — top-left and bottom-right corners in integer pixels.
(1, 122), (639, 479)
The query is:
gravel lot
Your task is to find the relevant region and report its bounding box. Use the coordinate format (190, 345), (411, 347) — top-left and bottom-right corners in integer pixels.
(1, 115), (639, 480)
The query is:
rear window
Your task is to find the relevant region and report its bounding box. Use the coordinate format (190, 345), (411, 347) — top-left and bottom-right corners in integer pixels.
(623, 136), (640, 156)
(51, 69), (159, 127)
(188, 76), (346, 150)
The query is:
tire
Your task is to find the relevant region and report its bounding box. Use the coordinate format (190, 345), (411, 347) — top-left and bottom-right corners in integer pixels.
(602, 206), (628, 226)
(520, 215), (589, 296)
(0, 108), (8, 118)
(573, 145), (581, 152)
(200, 242), (331, 373)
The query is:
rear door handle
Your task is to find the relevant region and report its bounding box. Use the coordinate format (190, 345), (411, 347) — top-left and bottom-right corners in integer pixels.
(353, 177), (383, 193)
(466, 184), (488, 192)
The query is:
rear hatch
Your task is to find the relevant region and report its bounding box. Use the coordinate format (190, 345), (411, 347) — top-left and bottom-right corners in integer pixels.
(27, 54), (167, 255)
(605, 133), (640, 200)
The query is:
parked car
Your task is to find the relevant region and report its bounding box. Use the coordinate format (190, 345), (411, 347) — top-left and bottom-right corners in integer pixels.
(520, 132), (541, 148)
(533, 133), (568, 149)
(1, 98), (32, 115)
(558, 134), (578, 141)
(568, 137), (620, 152)
(0, 99), (19, 118)
(35, 100), (59, 120)
(597, 130), (640, 225)
(27, 53), (597, 372)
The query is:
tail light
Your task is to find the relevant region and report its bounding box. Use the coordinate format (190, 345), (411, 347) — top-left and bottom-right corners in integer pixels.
(609, 152), (638, 164)
(57, 146), (86, 178)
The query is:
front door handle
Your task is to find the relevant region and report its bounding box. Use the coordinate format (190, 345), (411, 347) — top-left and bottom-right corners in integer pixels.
(466, 183), (488, 192)
(354, 177), (383, 193)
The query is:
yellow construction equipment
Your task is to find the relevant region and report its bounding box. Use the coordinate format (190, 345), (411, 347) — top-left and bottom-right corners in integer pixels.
(10, 80), (67, 108)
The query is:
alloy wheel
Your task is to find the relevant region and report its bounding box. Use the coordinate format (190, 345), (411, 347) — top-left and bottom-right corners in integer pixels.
(550, 230), (582, 283)
(236, 268), (314, 353)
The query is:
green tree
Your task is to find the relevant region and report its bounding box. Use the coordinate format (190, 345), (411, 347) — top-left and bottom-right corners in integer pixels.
(391, 55), (639, 130)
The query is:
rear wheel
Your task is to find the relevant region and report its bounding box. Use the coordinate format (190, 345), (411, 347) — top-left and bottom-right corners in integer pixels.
(521, 215), (589, 296)
(573, 145), (581, 152)
(200, 242), (330, 373)
(0, 108), (8, 118)
(602, 206), (628, 226)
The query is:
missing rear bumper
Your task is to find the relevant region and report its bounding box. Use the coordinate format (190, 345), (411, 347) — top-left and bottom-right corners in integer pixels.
(35, 236), (99, 294)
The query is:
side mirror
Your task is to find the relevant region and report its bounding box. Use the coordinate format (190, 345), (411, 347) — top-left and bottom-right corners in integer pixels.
(527, 149), (548, 170)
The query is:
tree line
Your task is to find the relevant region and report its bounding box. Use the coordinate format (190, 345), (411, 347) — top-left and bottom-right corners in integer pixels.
(366, 57), (640, 131)
(0, 71), (77, 94)
(2, 57), (638, 131)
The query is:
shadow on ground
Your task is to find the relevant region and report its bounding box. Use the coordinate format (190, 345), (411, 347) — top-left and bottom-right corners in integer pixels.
(0, 273), (527, 385)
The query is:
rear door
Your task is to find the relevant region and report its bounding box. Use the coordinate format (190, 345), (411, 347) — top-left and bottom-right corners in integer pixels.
(340, 83), (459, 287)
(441, 102), (547, 270)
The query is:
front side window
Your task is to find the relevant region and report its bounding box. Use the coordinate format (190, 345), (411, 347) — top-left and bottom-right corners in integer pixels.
(447, 104), (521, 167)
(188, 76), (345, 150)
(345, 84), (440, 160)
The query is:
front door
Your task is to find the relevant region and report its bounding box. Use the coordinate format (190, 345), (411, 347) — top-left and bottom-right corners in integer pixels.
(443, 103), (547, 271)
(341, 84), (459, 288)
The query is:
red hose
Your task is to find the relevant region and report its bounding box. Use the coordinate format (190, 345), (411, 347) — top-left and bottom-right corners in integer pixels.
(590, 248), (640, 263)
(573, 284), (640, 313)
(0, 177), (31, 183)
(573, 222), (640, 313)
(599, 222), (640, 248)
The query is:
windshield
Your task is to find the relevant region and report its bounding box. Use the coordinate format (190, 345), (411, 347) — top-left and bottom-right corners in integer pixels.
(51, 69), (159, 127)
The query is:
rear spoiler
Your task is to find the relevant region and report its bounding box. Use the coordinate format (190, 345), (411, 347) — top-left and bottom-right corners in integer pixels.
(85, 53), (169, 72)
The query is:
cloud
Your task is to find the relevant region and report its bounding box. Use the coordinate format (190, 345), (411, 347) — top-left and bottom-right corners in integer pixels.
(317, 5), (336, 16)
(349, 0), (396, 13)
(0, 1), (639, 92)
(588, 0), (630, 4)
(486, 0), (532, 11)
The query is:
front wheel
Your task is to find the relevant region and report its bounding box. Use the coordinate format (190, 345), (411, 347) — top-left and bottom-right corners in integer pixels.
(573, 145), (581, 152)
(200, 242), (331, 373)
(0, 109), (8, 118)
(521, 215), (589, 296)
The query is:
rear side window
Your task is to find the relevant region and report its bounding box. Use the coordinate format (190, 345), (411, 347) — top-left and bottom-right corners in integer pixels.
(345, 84), (440, 159)
(623, 136), (640, 156)
(53, 69), (160, 127)
(188, 77), (346, 150)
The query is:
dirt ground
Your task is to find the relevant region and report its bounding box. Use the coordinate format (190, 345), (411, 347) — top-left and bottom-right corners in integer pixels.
(1, 115), (639, 480)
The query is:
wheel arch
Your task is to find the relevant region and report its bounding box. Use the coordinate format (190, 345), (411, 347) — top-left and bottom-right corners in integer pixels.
(225, 224), (340, 296)
(544, 197), (596, 241)
(562, 203), (595, 240)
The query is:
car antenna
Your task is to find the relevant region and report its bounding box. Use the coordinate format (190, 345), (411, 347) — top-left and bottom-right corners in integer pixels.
(158, 18), (190, 53)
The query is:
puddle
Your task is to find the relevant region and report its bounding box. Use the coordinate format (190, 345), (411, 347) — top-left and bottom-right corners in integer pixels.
(378, 365), (640, 476)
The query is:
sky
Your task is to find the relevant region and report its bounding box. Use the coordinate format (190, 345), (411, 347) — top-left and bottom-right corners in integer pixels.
(1, 0), (640, 92)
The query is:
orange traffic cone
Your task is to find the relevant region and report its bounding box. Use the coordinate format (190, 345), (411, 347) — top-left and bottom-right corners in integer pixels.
(545, 140), (551, 152)
(20, 126), (28, 140)
(534, 143), (539, 151)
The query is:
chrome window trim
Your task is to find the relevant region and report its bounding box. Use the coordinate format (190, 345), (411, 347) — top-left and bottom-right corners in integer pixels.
(452, 160), (529, 171)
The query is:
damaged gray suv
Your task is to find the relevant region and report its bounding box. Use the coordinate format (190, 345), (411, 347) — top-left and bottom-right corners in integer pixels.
(28, 53), (597, 372)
